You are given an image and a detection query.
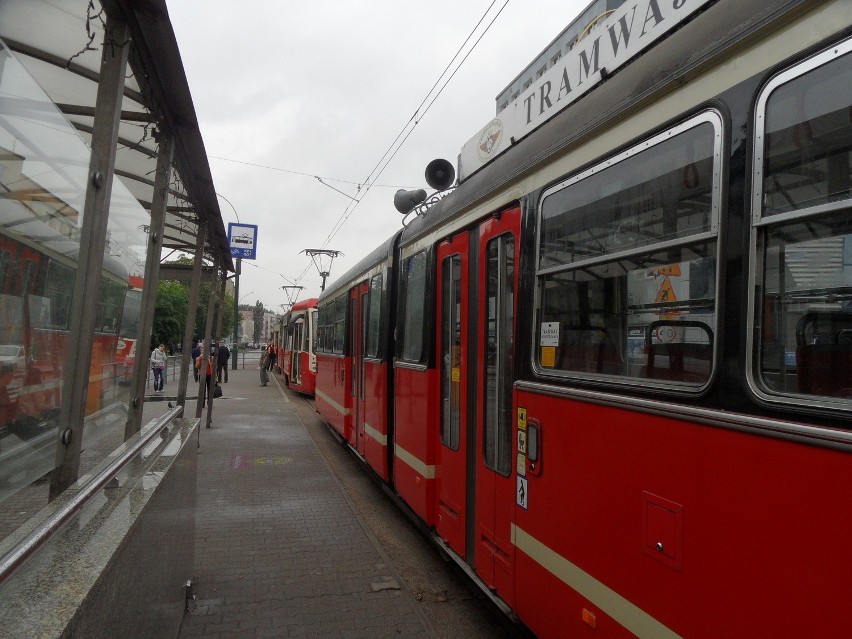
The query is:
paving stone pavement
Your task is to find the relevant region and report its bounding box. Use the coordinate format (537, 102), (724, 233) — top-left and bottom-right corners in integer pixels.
(178, 367), (436, 639)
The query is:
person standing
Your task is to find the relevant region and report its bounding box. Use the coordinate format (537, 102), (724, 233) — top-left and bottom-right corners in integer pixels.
(259, 346), (269, 386)
(191, 340), (201, 382)
(150, 343), (167, 393)
(196, 345), (215, 407)
(217, 342), (230, 383)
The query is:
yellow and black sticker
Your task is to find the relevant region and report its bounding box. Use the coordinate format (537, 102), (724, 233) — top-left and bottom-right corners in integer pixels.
(518, 407), (527, 431)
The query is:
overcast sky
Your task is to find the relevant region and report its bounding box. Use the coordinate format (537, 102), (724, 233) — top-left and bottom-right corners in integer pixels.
(166, 0), (593, 312)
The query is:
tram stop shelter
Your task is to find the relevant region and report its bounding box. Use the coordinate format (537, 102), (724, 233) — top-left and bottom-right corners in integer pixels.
(0, 2), (235, 636)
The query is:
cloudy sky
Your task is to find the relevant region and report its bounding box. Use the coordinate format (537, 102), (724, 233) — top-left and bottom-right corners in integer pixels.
(166, 0), (593, 311)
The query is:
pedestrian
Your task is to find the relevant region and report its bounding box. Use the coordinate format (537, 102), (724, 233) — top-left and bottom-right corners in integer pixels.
(259, 345), (269, 386)
(150, 343), (167, 393)
(191, 340), (201, 382)
(196, 345), (215, 407)
(217, 342), (230, 383)
(267, 343), (276, 371)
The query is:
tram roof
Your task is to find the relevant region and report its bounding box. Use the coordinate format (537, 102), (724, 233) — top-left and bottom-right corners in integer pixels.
(0, 0), (233, 271)
(400, 0), (802, 248)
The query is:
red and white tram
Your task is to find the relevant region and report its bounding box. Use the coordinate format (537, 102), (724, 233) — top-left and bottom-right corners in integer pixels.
(315, 1), (852, 637)
(281, 297), (319, 395)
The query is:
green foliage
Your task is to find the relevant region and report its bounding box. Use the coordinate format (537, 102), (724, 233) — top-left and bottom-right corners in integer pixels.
(194, 282), (235, 342)
(153, 281), (188, 350)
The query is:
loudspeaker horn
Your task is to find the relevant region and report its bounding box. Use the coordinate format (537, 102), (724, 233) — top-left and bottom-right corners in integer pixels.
(394, 188), (427, 214)
(424, 158), (455, 191)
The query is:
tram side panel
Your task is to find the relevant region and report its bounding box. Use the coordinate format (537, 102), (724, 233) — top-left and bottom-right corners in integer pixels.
(513, 388), (852, 639)
(315, 352), (347, 438)
(392, 364), (438, 526)
(362, 358), (391, 482)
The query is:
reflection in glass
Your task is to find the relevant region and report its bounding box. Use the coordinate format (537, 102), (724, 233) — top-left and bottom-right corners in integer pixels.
(0, 40), (150, 542)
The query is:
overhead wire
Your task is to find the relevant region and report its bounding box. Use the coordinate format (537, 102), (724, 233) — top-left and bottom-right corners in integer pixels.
(302, 0), (511, 283)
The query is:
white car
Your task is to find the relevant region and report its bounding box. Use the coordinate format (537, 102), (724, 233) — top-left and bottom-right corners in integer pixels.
(0, 345), (24, 372)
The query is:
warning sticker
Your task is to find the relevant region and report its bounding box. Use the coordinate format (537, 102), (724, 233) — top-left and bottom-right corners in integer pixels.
(517, 476), (528, 509)
(654, 276), (677, 304)
(518, 430), (527, 455)
(518, 407), (527, 431)
(517, 453), (527, 476)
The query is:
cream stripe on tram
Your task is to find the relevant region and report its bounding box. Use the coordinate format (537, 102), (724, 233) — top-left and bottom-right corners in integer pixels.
(314, 389), (350, 416)
(394, 444), (435, 479)
(512, 524), (682, 639)
(364, 422), (387, 446)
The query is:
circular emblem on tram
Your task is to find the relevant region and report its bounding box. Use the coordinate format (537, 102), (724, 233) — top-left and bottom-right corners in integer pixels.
(477, 118), (504, 161)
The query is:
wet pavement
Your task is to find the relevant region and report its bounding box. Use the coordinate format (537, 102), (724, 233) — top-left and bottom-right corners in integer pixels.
(176, 366), (437, 639)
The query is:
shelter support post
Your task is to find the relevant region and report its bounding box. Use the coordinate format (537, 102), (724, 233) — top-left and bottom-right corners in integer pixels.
(177, 221), (207, 411)
(232, 258), (240, 369)
(125, 133), (174, 439)
(50, 14), (131, 499)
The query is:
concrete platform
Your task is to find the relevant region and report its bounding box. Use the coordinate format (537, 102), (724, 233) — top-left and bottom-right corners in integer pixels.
(177, 367), (437, 639)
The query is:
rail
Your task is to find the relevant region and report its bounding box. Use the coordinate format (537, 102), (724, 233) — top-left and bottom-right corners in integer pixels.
(0, 404), (184, 584)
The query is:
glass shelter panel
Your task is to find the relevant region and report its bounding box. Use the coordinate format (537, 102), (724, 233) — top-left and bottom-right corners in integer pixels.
(0, 40), (152, 542)
(754, 42), (852, 404)
(536, 114), (721, 387)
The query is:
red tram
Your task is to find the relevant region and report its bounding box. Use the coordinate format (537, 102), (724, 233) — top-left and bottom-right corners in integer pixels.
(0, 228), (129, 440)
(315, 1), (852, 637)
(281, 297), (319, 395)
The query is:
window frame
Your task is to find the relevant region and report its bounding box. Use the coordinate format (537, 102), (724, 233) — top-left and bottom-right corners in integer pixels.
(746, 37), (852, 415)
(532, 109), (725, 393)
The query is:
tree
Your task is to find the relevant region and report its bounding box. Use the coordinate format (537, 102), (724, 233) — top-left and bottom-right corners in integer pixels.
(153, 281), (188, 351)
(194, 282), (234, 343)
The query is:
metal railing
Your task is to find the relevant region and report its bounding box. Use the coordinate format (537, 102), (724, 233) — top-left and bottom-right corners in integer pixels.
(0, 404), (183, 584)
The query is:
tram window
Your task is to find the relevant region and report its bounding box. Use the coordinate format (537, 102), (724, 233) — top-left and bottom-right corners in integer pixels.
(484, 235), (514, 475)
(96, 279), (124, 333)
(753, 41), (852, 405)
(43, 259), (74, 329)
(400, 251), (428, 363)
(311, 310), (318, 353)
(0, 249), (9, 290)
(366, 274), (382, 359)
(440, 255), (461, 450)
(761, 50), (852, 216)
(317, 303), (330, 353)
(333, 295), (346, 354)
(536, 113), (721, 388)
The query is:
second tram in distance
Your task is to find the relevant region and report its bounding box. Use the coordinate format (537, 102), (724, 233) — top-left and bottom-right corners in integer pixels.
(314, 1), (852, 637)
(280, 297), (318, 395)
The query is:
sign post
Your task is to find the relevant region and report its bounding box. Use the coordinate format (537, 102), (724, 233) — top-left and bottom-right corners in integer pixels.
(228, 224), (258, 367)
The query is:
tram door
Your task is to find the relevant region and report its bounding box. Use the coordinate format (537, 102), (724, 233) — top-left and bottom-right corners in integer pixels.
(436, 233), (470, 557)
(291, 317), (304, 385)
(349, 282), (369, 456)
(435, 206), (520, 597)
(474, 208), (519, 597)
